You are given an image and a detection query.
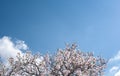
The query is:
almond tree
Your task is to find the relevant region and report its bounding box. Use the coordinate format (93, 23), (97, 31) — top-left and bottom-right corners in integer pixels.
(0, 57), (5, 76)
(50, 44), (107, 76)
(0, 44), (107, 76)
(0, 51), (50, 76)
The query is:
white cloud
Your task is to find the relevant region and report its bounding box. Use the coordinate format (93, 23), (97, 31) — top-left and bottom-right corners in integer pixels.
(110, 66), (119, 72)
(15, 40), (28, 50)
(115, 70), (120, 76)
(108, 51), (120, 76)
(0, 36), (28, 64)
(109, 51), (120, 62)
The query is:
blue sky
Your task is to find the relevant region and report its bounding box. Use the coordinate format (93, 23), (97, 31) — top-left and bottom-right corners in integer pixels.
(0, 0), (120, 75)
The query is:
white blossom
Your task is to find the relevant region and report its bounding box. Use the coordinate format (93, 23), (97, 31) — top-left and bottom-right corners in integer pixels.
(0, 44), (106, 76)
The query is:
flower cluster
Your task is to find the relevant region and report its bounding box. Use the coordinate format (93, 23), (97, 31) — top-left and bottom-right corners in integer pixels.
(50, 44), (106, 76)
(0, 51), (50, 76)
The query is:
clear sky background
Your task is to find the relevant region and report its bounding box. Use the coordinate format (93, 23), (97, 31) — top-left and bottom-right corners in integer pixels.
(0, 0), (120, 75)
